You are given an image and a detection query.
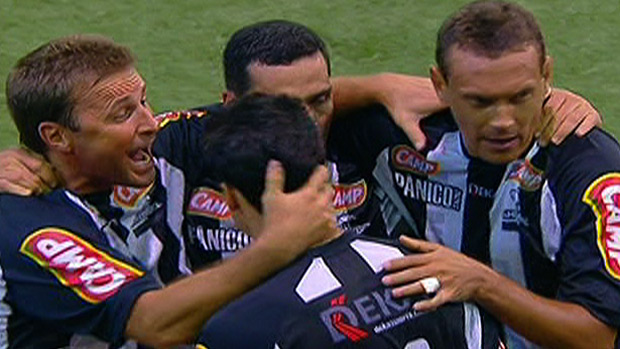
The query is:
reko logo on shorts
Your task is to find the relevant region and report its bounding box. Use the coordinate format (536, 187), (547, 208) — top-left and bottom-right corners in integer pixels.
(187, 188), (232, 220)
(392, 145), (439, 176)
(333, 180), (367, 211)
(21, 228), (144, 303)
(583, 173), (620, 280)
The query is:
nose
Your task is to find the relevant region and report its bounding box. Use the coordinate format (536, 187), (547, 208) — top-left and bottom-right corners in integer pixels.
(489, 102), (517, 130)
(137, 103), (159, 135)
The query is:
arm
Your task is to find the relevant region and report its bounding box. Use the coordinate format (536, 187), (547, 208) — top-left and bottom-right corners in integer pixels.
(540, 88), (603, 146)
(383, 237), (616, 349)
(0, 148), (58, 195)
(331, 73), (444, 150)
(126, 162), (336, 346)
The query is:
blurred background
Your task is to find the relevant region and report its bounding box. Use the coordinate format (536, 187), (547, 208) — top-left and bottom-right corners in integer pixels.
(1, 0), (618, 149)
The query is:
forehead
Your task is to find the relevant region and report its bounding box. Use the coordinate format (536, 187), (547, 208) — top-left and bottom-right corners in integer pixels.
(445, 46), (543, 96)
(247, 52), (330, 99)
(76, 68), (144, 110)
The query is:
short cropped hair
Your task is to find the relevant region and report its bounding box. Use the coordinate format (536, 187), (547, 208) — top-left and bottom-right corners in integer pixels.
(436, 0), (546, 78)
(6, 35), (135, 154)
(203, 94), (326, 210)
(223, 20), (331, 96)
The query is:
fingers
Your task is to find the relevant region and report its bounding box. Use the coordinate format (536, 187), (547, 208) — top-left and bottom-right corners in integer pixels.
(398, 236), (438, 253)
(575, 111), (602, 136)
(305, 164), (330, 191)
(413, 291), (448, 312)
(390, 280), (427, 298)
(0, 178), (38, 196)
(402, 120), (428, 150)
(263, 160), (285, 197)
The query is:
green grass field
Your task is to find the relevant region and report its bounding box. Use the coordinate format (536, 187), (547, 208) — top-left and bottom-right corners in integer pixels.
(1, 0), (619, 150)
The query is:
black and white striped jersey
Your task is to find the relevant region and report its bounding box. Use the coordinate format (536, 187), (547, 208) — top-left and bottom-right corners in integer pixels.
(197, 232), (500, 349)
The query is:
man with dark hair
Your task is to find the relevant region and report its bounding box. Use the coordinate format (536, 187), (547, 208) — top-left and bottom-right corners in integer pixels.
(152, 19), (600, 269)
(342, 1), (620, 348)
(194, 94), (501, 349)
(0, 35), (334, 347)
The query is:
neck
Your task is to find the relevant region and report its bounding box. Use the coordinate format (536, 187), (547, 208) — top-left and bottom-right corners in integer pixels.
(48, 152), (108, 195)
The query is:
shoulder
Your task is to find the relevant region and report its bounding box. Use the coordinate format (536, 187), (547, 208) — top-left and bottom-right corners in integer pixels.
(155, 103), (222, 130)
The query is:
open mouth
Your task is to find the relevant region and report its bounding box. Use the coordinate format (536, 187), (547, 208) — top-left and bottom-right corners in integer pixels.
(129, 148), (153, 167)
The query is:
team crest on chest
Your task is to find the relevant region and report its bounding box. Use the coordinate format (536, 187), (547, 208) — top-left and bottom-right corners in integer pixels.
(583, 173), (620, 280)
(112, 184), (152, 208)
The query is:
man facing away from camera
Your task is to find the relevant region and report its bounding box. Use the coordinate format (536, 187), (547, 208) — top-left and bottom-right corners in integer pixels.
(193, 94), (502, 349)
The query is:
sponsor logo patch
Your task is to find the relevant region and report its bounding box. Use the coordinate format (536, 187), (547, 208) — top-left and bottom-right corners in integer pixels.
(333, 180), (367, 211)
(392, 145), (439, 176)
(113, 184), (152, 209)
(583, 173), (620, 280)
(506, 159), (544, 191)
(187, 188), (232, 220)
(155, 109), (208, 128)
(320, 290), (412, 343)
(21, 228), (144, 303)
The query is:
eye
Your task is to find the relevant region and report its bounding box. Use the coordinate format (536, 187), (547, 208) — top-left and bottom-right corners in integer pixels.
(511, 90), (532, 104)
(469, 96), (494, 108)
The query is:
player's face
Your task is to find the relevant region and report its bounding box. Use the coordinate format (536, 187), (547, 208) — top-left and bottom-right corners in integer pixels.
(69, 68), (157, 193)
(432, 45), (551, 164)
(247, 52), (333, 134)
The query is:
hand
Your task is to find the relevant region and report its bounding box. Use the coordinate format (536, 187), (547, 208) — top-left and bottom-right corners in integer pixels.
(382, 236), (495, 312)
(541, 88), (602, 146)
(0, 148), (59, 195)
(375, 74), (446, 150)
(259, 160), (336, 259)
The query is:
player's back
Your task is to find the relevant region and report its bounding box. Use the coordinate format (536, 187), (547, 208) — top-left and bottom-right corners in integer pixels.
(197, 232), (500, 348)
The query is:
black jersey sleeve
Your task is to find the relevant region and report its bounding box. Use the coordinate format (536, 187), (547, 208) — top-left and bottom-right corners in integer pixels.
(547, 129), (620, 329)
(0, 194), (162, 343)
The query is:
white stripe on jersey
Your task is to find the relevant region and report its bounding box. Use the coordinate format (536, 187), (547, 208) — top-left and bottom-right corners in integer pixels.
(426, 131), (469, 251)
(0, 262), (11, 348)
(463, 302), (482, 349)
(541, 181), (562, 261)
(350, 239), (404, 273)
(156, 158), (192, 276)
(295, 257), (342, 303)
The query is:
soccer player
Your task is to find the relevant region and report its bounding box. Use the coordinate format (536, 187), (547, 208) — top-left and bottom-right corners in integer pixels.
(194, 93), (502, 349)
(0, 35), (334, 347)
(339, 1), (619, 347)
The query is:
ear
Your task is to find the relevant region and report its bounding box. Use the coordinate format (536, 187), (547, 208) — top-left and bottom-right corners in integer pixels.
(222, 90), (238, 106)
(38, 122), (72, 153)
(542, 55), (554, 97)
(430, 66), (449, 103)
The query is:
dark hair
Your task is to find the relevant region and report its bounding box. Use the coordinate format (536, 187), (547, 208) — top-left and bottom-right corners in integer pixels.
(436, 0), (546, 78)
(203, 94), (326, 210)
(6, 35), (135, 154)
(223, 20), (331, 96)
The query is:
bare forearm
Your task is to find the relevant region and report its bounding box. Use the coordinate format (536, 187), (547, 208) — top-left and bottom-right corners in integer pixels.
(126, 238), (294, 347)
(476, 270), (616, 349)
(331, 75), (380, 115)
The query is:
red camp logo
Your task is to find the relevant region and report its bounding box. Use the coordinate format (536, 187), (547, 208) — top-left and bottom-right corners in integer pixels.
(113, 184), (151, 208)
(583, 173), (620, 280)
(21, 228), (144, 303)
(392, 145), (439, 175)
(332, 180), (367, 212)
(187, 188), (232, 220)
